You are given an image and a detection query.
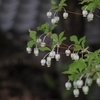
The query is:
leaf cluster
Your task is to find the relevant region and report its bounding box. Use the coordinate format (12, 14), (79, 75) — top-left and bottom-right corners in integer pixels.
(63, 49), (100, 81)
(51, 31), (66, 48)
(37, 22), (57, 33)
(27, 30), (37, 47)
(70, 35), (86, 52)
(50, 0), (67, 10)
(79, 0), (100, 11)
(63, 59), (87, 81)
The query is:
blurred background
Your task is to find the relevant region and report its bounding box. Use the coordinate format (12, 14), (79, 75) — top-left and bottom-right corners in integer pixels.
(0, 0), (100, 100)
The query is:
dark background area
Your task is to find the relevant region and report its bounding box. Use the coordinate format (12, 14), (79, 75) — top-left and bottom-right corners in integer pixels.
(0, 0), (100, 100)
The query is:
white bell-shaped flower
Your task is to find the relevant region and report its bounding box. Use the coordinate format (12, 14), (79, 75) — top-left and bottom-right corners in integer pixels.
(41, 59), (46, 66)
(82, 10), (88, 17)
(34, 48), (39, 56)
(65, 81), (72, 90)
(71, 53), (75, 59)
(86, 78), (93, 86)
(26, 47), (32, 54)
(87, 13), (94, 22)
(46, 61), (51, 67)
(73, 88), (79, 97)
(82, 85), (89, 95)
(47, 11), (52, 18)
(36, 38), (42, 44)
(77, 79), (83, 88)
(63, 12), (68, 19)
(73, 81), (78, 88)
(54, 16), (60, 23)
(55, 54), (60, 61)
(96, 77), (100, 86)
(65, 49), (71, 56)
(73, 54), (79, 60)
(41, 42), (46, 47)
(49, 51), (56, 58)
(47, 56), (51, 63)
(51, 18), (56, 24)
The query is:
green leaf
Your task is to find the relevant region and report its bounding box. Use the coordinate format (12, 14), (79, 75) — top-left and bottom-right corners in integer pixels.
(37, 23), (49, 33)
(62, 70), (74, 74)
(29, 30), (37, 41)
(87, 2), (96, 10)
(51, 0), (56, 5)
(81, 5), (88, 10)
(70, 35), (79, 44)
(51, 5), (59, 10)
(51, 41), (57, 49)
(59, 0), (67, 7)
(79, 0), (92, 4)
(93, 73), (98, 80)
(51, 33), (58, 41)
(59, 31), (64, 40)
(50, 24), (57, 31)
(60, 37), (66, 43)
(74, 45), (82, 51)
(27, 40), (36, 47)
(85, 53), (95, 66)
(79, 36), (86, 48)
(39, 47), (51, 51)
(60, 3), (67, 7)
(60, 0), (66, 4)
(68, 73), (81, 81)
(69, 59), (87, 73)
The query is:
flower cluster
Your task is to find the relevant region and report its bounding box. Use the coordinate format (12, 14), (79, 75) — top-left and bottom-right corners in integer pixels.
(47, 11), (68, 25)
(82, 10), (94, 21)
(26, 0), (100, 97)
(65, 76), (100, 97)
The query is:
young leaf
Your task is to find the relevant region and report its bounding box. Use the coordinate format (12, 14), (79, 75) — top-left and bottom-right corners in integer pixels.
(74, 45), (82, 51)
(51, 41), (57, 49)
(50, 24), (57, 31)
(62, 70), (73, 74)
(68, 73), (81, 81)
(60, 0), (66, 4)
(51, 5), (59, 10)
(70, 35), (79, 44)
(69, 59), (87, 73)
(81, 5), (88, 10)
(51, 33), (58, 41)
(51, 0), (56, 5)
(39, 47), (51, 51)
(60, 37), (66, 43)
(87, 2), (96, 10)
(59, 31), (64, 40)
(79, 0), (92, 4)
(27, 40), (36, 47)
(59, 0), (67, 7)
(29, 30), (37, 41)
(37, 23), (49, 33)
(60, 3), (67, 7)
(79, 36), (86, 48)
